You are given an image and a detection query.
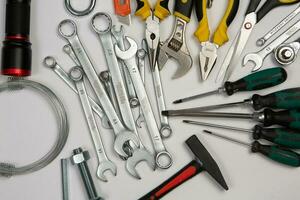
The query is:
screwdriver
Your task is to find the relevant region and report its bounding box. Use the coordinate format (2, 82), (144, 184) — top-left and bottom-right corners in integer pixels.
(201, 130), (300, 167)
(174, 87), (300, 112)
(183, 120), (300, 149)
(162, 109), (300, 130)
(173, 67), (287, 104)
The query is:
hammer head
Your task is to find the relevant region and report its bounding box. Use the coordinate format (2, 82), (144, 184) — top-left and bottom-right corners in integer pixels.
(186, 135), (228, 190)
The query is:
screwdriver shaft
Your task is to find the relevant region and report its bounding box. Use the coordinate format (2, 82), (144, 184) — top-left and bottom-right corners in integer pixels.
(203, 130), (251, 147)
(183, 120), (252, 133)
(164, 110), (253, 119)
(173, 88), (223, 104)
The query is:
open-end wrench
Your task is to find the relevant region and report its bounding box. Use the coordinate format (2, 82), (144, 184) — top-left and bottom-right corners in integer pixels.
(115, 37), (173, 169)
(99, 70), (121, 117)
(244, 20), (300, 72)
(43, 56), (111, 130)
(63, 44), (80, 66)
(91, 13), (155, 178)
(58, 19), (139, 158)
(70, 67), (117, 182)
(111, 25), (139, 108)
(136, 48), (146, 128)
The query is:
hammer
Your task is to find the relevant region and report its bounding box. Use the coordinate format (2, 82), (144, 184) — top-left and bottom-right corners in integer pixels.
(139, 135), (228, 200)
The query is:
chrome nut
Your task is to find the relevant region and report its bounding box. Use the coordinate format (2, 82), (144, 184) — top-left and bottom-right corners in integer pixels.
(71, 148), (90, 165)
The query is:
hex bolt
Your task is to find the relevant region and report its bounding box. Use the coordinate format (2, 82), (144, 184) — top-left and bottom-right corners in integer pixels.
(71, 148), (103, 200)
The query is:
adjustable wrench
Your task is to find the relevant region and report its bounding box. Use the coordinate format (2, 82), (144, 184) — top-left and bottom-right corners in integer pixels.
(58, 19), (139, 158)
(244, 20), (300, 72)
(43, 56), (111, 130)
(158, 0), (194, 79)
(70, 66), (117, 182)
(91, 13), (155, 178)
(111, 25), (139, 108)
(115, 37), (173, 169)
(136, 48), (146, 128)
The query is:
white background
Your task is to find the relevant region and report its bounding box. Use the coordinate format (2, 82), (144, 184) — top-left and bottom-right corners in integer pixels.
(0, 0), (300, 200)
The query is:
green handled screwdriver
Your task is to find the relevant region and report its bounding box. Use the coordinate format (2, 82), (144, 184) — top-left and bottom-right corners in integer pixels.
(173, 67), (287, 104)
(162, 109), (300, 130)
(183, 120), (300, 149)
(174, 87), (300, 112)
(202, 130), (300, 167)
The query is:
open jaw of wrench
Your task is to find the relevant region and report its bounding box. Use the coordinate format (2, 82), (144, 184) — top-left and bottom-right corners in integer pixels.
(244, 20), (300, 72)
(69, 67), (117, 182)
(91, 13), (155, 177)
(111, 25), (139, 108)
(43, 56), (111, 130)
(158, 17), (192, 79)
(58, 19), (139, 158)
(115, 36), (173, 169)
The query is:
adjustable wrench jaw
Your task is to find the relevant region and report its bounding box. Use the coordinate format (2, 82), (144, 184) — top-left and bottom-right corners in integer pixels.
(126, 148), (156, 179)
(158, 17), (192, 79)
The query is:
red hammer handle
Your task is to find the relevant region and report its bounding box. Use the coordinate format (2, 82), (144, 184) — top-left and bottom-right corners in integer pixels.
(139, 160), (203, 200)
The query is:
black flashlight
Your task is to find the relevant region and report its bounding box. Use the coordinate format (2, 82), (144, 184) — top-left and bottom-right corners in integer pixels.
(1, 0), (32, 77)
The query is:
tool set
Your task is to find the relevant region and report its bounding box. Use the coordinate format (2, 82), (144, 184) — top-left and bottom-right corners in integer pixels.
(1, 0), (300, 199)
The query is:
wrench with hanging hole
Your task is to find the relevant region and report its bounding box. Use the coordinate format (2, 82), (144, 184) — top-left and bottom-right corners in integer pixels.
(91, 13), (155, 178)
(111, 25), (139, 108)
(244, 20), (300, 72)
(70, 66), (117, 182)
(43, 56), (111, 130)
(136, 48), (147, 128)
(99, 70), (121, 117)
(115, 36), (173, 169)
(58, 19), (139, 158)
(63, 44), (80, 66)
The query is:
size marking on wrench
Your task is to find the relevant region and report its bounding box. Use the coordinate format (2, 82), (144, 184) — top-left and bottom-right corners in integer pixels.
(112, 25), (139, 108)
(115, 37), (173, 169)
(43, 56), (111, 130)
(244, 20), (300, 71)
(70, 67), (117, 182)
(58, 19), (139, 158)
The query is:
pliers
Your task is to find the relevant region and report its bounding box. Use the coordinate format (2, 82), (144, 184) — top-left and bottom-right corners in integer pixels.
(135, 0), (170, 69)
(194, 0), (240, 80)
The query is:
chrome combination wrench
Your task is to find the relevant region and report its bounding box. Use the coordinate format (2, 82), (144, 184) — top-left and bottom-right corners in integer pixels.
(70, 66), (117, 182)
(58, 19), (139, 158)
(136, 48), (146, 128)
(115, 36), (173, 169)
(244, 20), (300, 72)
(63, 44), (80, 66)
(111, 25), (139, 108)
(91, 13), (155, 178)
(43, 56), (111, 129)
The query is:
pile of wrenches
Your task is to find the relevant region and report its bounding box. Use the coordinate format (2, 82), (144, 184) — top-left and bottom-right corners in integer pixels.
(44, 12), (173, 181)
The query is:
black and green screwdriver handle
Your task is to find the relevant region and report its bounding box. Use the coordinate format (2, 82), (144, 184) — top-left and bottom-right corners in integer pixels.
(251, 141), (300, 167)
(256, 0), (300, 22)
(194, 0), (240, 46)
(135, 0), (171, 21)
(257, 109), (300, 130)
(223, 67), (287, 95)
(252, 125), (300, 149)
(250, 87), (300, 110)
